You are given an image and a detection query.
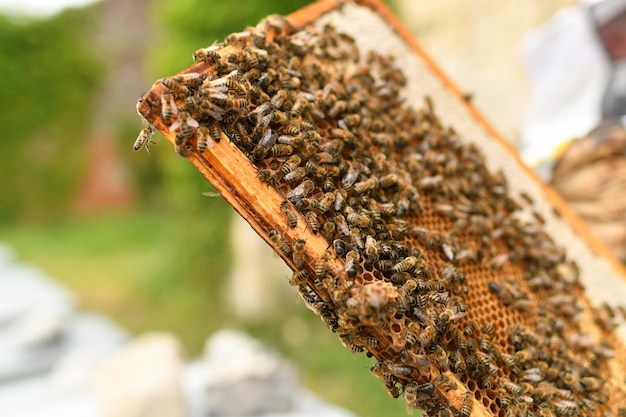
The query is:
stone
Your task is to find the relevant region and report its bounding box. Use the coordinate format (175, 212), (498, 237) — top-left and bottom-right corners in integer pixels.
(200, 329), (298, 416)
(94, 332), (185, 417)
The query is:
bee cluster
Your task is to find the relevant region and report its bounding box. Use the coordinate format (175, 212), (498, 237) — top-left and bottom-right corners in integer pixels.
(138, 13), (626, 417)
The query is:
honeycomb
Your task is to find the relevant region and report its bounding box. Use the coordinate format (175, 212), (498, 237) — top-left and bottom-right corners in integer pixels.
(136, 2), (626, 416)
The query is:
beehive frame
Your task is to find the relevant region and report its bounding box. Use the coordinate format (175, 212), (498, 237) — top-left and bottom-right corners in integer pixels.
(136, 1), (626, 415)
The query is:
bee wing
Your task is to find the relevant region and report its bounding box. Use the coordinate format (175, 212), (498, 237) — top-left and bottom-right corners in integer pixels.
(186, 117), (200, 128)
(169, 119), (181, 132)
(169, 98), (179, 114)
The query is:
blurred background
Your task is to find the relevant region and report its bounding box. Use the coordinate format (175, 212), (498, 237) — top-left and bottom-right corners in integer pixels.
(0, 0), (603, 416)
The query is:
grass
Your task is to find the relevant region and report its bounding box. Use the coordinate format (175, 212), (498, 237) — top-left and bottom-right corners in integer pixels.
(0, 209), (410, 417)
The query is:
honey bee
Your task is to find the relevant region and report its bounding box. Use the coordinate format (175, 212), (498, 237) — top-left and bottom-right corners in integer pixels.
(270, 144), (293, 156)
(268, 229), (290, 255)
(346, 209), (371, 228)
(296, 197), (319, 212)
(318, 192), (336, 213)
(226, 97), (249, 110)
(134, 125), (155, 153)
(271, 89), (288, 109)
(292, 238), (307, 268)
(364, 235), (379, 264)
(280, 201), (298, 228)
(341, 162), (362, 190)
(321, 221), (336, 242)
(277, 134), (304, 148)
(353, 177), (379, 194)
(257, 168), (277, 185)
(436, 307), (466, 334)
(287, 179), (314, 203)
(305, 210), (320, 234)
(193, 45), (221, 63)
(333, 239), (347, 257)
(392, 256), (417, 273)
(195, 126), (212, 153)
(169, 111), (199, 143)
(314, 250), (331, 279)
(353, 332), (379, 350)
(281, 154), (302, 174)
(290, 96), (308, 118)
(289, 269), (309, 286)
(284, 167), (306, 183)
(253, 128), (276, 161)
(460, 392), (473, 417)
(435, 374), (457, 392)
(344, 249), (360, 277)
(160, 76), (189, 95)
(160, 91), (179, 124)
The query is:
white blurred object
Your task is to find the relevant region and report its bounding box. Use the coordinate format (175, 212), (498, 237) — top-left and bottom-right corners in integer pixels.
(227, 215), (293, 320)
(520, 0), (626, 168)
(95, 332), (185, 417)
(200, 329), (298, 416)
(519, 5), (609, 166)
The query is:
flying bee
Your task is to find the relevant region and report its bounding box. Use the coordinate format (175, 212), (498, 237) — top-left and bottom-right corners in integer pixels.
(292, 239), (307, 268)
(134, 125), (156, 154)
(344, 249), (360, 277)
(160, 91), (179, 124)
(289, 269), (309, 286)
(268, 229), (290, 255)
(280, 201), (298, 228)
(305, 211), (320, 234)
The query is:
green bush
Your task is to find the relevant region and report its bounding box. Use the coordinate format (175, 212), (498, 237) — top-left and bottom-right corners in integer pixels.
(0, 7), (104, 223)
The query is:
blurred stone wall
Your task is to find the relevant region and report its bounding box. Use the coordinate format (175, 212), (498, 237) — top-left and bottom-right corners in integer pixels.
(396, 0), (577, 144)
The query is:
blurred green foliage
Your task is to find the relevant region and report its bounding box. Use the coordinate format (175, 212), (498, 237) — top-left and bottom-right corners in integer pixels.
(0, 7), (104, 223)
(141, 0), (313, 317)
